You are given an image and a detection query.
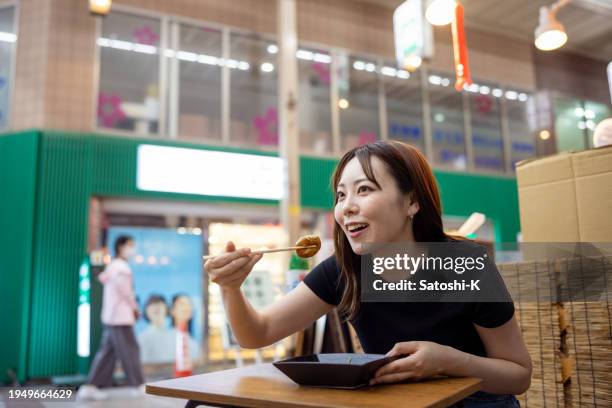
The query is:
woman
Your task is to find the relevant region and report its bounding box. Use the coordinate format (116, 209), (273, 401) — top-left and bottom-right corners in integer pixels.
(77, 235), (145, 401)
(205, 141), (531, 406)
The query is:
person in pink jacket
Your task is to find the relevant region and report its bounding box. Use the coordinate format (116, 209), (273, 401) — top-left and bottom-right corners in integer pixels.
(77, 235), (145, 401)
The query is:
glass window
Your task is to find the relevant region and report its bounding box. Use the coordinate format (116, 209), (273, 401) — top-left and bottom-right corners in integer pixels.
(297, 46), (332, 155)
(97, 12), (161, 134)
(176, 24), (223, 142)
(428, 73), (466, 170)
(554, 95), (588, 152)
(507, 91), (536, 168)
(583, 100), (612, 148)
(0, 6), (16, 131)
(229, 34), (278, 149)
(468, 82), (504, 172)
(340, 56), (380, 153)
(384, 64), (424, 153)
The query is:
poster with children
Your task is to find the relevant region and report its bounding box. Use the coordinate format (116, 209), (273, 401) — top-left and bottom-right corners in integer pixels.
(107, 227), (202, 364)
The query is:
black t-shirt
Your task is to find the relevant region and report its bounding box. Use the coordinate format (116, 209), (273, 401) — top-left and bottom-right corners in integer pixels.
(303, 251), (515, 357)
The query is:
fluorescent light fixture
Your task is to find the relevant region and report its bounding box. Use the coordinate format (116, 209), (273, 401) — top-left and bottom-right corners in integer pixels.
(518, 93), (528, 102)
(492, 88), (503, 97)
(534, 5), (568, 51)
(0, 31), (17, 43)
(479, 86), (490, 95)
(365, 63), (376, 72)
(396, 70), (410, 79)
(260, 62), (275, 73)
(313, 53), (332, 63)
(440, 77), (450, 86)
(98, 38), (249, 70)
(353, 60), (366, 70)
(429, 75), (442, 85)
(296, 49), (314, 60)
(381, 66), (398, 77)
(137, 145), (284, 200)
(505, 90), (518, 100)
(425, 0), (456, 26)
(177, 51), (198, 62)
(267, 44), (278, 54)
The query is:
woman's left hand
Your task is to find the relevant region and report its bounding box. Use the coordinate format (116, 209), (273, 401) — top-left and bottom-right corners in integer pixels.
(370, 341), (453, 385)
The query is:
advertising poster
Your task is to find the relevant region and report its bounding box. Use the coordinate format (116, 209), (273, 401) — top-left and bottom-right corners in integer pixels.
(107, 227), (203, 364)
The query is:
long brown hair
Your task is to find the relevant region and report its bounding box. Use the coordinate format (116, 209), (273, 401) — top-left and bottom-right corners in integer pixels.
(332, 140), (451, 320)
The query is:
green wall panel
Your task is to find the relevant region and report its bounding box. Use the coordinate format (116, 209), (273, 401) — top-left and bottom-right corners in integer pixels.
(0, 131), (39, 383)
(27, 133), (92, 378)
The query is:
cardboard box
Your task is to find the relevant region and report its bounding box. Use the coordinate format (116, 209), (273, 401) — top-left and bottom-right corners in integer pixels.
(516, 145), (612, 242)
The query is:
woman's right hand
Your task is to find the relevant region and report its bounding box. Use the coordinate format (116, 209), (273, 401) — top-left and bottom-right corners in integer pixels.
(204, 241), (263, 291)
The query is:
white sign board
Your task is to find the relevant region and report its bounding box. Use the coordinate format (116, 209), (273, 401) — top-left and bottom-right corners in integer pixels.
(393, 0), (433, 69)
(137, 145), (284, 200)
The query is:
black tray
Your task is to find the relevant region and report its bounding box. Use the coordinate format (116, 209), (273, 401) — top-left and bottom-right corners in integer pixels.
(273, 353), (400, 389)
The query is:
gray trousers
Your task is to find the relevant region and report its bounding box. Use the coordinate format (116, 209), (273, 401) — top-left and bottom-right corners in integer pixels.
(87, 325), (144, 387)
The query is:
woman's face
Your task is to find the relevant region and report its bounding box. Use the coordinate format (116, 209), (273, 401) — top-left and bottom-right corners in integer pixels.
(334, 156), (418, 254)
(146, 302), (167, 328)
(171, 296), (193, 325)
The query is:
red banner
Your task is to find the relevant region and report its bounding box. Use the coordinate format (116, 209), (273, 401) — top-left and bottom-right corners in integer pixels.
(451, 2), (472, 91)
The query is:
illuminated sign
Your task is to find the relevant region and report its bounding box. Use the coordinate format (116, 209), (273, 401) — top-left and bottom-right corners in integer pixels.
(137, 145), (285, 200)
(393, 0), (434, 71)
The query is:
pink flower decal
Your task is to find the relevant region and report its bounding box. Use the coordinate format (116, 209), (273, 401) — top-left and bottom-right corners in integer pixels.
(475, 94), (493, 114)
(358, 131), (377, 145)
(133, 26), (159, 45)
(98, 92), (126, 127)
(253, 107), (278, 145)
(312, 62), (330, 85)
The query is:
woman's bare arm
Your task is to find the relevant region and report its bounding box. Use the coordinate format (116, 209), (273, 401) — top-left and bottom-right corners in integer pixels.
(222, 282), (333, 349)
(445, 315), (532, 394)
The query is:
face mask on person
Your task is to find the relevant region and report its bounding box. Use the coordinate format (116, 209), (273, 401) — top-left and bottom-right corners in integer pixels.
(122, 246), (136, 259)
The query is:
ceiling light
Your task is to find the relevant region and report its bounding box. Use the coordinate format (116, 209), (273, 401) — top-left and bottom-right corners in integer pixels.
(539, 130), (550, 140)
(260, 62), (274, 73)
(534, 3), (569, 51)
(267, 44), (278, 54)
(338, 98), (350, 109)
(403, 55), (422, 70)
(425, 0), (456, 26)
(89, 0), (112, 16)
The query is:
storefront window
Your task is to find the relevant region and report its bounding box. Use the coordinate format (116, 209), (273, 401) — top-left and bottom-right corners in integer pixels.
(507, 92), (535, 168)
(468, 82), (504, 172)
(583, 100), (612, 148)
(428, 73), (466, 170)
(97, 12), (161, 134)
(177, 24), (223, 142)
(230, 34), (278, 149)
(384, 63), (424, 153)
(0, 6), (15, 131)
(297, 46), (332, 155)
(554, 95), (588, 152)
(340, 56), (380, 153)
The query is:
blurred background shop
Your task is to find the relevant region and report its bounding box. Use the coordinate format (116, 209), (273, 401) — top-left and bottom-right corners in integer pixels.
(0, 0), (611, 397)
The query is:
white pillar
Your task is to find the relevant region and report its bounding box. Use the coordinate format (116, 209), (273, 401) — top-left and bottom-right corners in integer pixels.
(278, 0), (301, 246)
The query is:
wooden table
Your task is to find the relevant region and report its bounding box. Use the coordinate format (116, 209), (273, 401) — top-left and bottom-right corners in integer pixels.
(146, 363), (482, 408)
